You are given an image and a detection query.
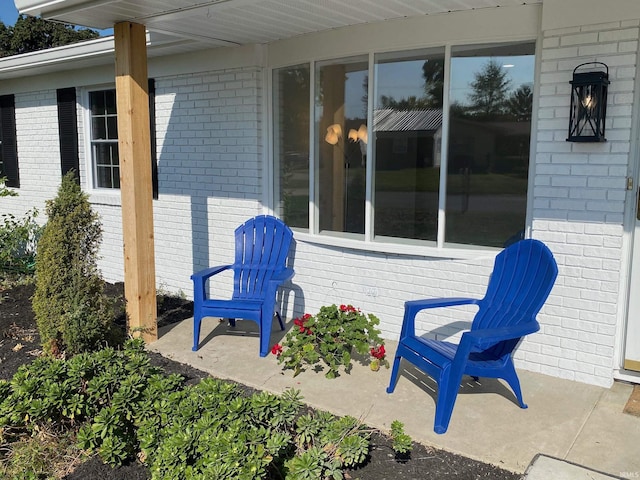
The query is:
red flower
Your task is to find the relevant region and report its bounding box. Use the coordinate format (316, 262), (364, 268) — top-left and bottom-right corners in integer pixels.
(271, 343), (283, 356)
(340, 304), (357, 313)
(370, 345), (386, 360)
(294, 315), (313, 334)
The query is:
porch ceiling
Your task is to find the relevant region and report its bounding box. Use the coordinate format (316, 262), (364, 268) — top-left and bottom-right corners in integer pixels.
(15, 0), (543, 50)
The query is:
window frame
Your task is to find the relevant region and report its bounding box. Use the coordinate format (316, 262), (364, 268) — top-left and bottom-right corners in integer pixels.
(271, 39), (538, 259)
(82, 85), (120, 194)
(81, 81), (158, 200)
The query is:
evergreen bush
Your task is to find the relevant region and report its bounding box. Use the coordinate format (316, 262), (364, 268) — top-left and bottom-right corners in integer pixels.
(32, 171), (117, 355)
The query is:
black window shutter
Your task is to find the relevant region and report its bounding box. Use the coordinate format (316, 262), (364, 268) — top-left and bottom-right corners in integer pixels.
(149, 78), (158, 200)
(0, 94), (19, 188)
(56, 87), (80, 183)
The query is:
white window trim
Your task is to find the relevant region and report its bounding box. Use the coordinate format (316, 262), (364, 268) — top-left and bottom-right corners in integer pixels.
(81, 84), (121, 206)
(265, 4), (540, 259)
(270, 39), (536, 260)
(294, 229), (500, 260)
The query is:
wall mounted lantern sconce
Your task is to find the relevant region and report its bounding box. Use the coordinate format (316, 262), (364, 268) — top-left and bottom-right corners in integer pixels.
(567, 62), (609, 142)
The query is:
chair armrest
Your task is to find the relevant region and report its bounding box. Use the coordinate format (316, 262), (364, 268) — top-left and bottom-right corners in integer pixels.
(191, 264), (232, 282)
(463, 321), (540, 348)
(192, 265), (232, 304)
(406, 297), (480, 311)
(270, 267), (295, 284)
(264, 268), (295, 299)
(400, 297), (480, 339)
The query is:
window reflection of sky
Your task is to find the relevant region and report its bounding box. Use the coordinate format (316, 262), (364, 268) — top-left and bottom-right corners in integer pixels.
(344, 55), (534, 115)
(450, 55), (535, 104)
(376, 59), (432, 105)
(344, 69), (368, 120)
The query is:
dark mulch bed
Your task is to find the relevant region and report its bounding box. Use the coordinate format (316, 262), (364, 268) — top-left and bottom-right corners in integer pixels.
(0, 281), (520, 480)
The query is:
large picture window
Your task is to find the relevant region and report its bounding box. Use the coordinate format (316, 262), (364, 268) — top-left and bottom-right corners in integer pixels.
(89, 89), (119, 189)
(274, 41), (535, 250)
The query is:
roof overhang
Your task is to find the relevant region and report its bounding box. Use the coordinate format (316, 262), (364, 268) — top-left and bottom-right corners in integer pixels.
(14, 0), (544, 51)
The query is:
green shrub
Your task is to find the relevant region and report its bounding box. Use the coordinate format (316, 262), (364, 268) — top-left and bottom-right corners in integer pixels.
(0, 208), (43, 275)
(32, 171), (116, 355)
(0, 175), (43, 276)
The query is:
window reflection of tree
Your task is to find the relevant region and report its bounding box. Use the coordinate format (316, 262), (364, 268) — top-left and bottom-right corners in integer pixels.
(373, 56), (444, 241)
(447, 53), (534, 247)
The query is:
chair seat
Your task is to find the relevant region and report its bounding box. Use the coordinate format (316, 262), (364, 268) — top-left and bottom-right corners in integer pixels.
(412, 336), (508, 368)
(201, 298), (263, 310)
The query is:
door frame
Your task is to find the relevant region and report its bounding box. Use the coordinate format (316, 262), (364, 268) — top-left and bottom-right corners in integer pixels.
(616, 45), (640, 384)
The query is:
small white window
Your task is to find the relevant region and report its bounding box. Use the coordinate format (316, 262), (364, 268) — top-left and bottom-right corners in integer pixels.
(88, 89), (119, 189)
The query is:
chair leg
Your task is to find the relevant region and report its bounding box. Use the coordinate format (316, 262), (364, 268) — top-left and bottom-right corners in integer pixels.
(275, 311), (285, 330)
(502, 359), (527, 409)
(192, 314), (202, 352)
(433, 362), (466, 435)
(259, 311), (272, 358)
(386, 354), (403, 394)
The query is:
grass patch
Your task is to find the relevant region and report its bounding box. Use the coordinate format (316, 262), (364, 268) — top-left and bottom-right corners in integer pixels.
(0, 428), (85, 480)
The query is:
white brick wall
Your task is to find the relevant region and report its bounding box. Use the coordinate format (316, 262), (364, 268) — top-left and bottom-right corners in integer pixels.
(0, 91), (62, 221)
(142, 67), (263, 293)
(531, 19), (640, 387)
(4, 14), (639, 390)
(286, 241), (496, 348)
(92, 67), (264, 291)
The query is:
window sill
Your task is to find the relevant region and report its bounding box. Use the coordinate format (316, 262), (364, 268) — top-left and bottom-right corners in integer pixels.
(88, 190), (122, 207)
(293, 231), (501, 260)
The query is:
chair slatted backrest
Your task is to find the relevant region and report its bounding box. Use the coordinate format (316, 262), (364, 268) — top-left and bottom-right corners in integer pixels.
(233, 216), (293, 300)
(472, 239), (558, 333)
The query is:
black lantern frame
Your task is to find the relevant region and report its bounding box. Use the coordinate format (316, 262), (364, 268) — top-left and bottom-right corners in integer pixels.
(567, 62), (609, 142)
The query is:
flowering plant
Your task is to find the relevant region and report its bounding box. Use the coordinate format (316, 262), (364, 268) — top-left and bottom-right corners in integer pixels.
(369, 344), (389, 371)
(272, 304), (387, 379)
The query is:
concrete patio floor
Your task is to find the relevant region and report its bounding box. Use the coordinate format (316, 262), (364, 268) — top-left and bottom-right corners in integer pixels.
(148, 318), (640, 479)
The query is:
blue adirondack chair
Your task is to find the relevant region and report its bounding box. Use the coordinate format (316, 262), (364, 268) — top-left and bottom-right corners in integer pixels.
(386, 239), (558, 434)
(191, 215), (294, 357)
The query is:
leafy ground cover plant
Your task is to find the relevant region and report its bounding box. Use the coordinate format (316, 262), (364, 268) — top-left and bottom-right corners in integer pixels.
(273, 304), (388, 378)
(0, 338), (412, 480)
